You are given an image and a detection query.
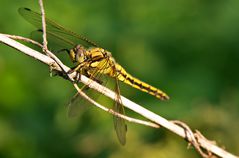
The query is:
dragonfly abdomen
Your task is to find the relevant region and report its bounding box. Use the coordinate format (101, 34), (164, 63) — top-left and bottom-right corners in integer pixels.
(115, 64), (169, 100)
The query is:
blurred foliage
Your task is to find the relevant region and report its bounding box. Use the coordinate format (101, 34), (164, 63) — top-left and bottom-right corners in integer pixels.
(0, 0), (239, 157)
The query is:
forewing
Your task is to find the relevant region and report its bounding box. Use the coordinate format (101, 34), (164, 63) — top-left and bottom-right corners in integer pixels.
(30, 29), (75, 51)
(18, 7), (99, 49)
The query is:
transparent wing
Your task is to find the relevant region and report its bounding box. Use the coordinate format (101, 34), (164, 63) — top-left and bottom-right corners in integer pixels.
(67, 91), (88, 118)
(67, 86), (100, 118)
(30, 29), (75, 52)
(18, 7), (99, 50)
(67, 85), (103, 118)
(113, 77), (127, 145)
(67, 59), (109, 118)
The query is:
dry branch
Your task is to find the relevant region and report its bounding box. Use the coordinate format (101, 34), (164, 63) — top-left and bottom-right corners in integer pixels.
(0, 33), (238, 158)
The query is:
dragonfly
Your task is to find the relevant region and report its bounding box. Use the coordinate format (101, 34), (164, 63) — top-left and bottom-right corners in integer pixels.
(18, 7), (169, 145)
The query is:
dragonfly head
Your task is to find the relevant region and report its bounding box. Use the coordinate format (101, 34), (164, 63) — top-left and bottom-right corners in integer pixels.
(69, 44), (87, 63)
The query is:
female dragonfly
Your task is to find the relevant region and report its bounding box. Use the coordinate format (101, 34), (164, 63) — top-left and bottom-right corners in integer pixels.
(18, 7), (169, 145)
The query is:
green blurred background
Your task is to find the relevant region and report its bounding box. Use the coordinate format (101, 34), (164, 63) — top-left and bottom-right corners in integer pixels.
(0, 0), (239, 157)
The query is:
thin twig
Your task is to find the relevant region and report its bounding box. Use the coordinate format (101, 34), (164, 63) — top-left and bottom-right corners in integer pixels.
(4, 34), (42, 47)
(0, 33), (238, 158)
(38, 0), (48, 51)
(38, 0), (70, 78)
(172, 120), (209, 158)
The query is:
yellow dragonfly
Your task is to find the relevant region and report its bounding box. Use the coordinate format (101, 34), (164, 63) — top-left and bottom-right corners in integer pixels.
(19, 7), (169, 145)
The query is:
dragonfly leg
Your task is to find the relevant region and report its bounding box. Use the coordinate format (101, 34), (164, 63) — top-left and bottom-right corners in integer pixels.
(75, 72), (81, 83)
(67, 62), (89, 83)
(67, 62), (86, 74)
